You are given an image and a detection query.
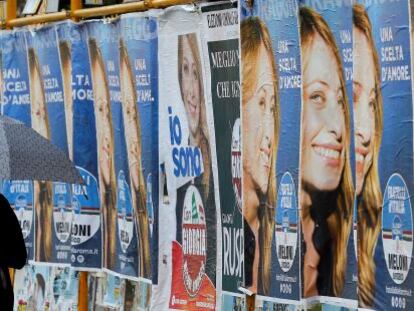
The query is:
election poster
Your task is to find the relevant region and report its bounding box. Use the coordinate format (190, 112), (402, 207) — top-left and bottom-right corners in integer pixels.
(1, 29), (35, 262)
(201, 1), (243, 307)
(13, 264), (54, 310)
(354, 0), (414, 309)
(240, 0), (302, 307)
(123, 279), (152, 310)
(102, 273), (126, 309)
(87, 20), (139, 278)
(26, 25), (72, 266)
(120, 12), (159, 281)
(154, 6), (217, 310)
(69, 22), (102, 271)
(298, 0), (357, 308)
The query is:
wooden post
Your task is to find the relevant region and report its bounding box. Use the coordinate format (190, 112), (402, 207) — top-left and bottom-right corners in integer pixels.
(5, 0), (16, 28)
(71, 0), (82, 21)
(78, 271), (88, 311)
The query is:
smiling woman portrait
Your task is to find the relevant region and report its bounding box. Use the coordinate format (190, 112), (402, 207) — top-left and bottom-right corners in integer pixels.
(353, 3), (383, 307)
(299, 6), (354, 298)
(28, 47), (53, 263)
(241, 16), (279, 296)
(89, 38), (117, 270)
(119, 39), (151, 278)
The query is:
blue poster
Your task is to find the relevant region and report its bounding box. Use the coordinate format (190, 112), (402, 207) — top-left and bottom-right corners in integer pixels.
(68, 23), (102, 270)
(240, 0), (302, 305)
(87, 20), (138, 278)
(26, 25), (72, 265)
(1, 29), (35, 262)
(120, 12), (159, 281)
(355, 0), (414, 309)
(298, 0), (356, 306)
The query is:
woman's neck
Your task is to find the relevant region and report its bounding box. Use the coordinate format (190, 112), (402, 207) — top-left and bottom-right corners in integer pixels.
(300, 187), (312, 212)
(243, 178), (260, 232)
(189, 131), (202, 147)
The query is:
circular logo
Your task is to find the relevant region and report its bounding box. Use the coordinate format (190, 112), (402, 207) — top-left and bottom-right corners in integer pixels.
(53, 183), (73, 243)
(117, 170), (134, 253)
(382, 173), (413, 284)
(275, 172), (298, 272)
(231, 118), (242, 213)
(181, 185), (207, 297)
(16, 193), (32, 239)
(3, 180), (34, 240)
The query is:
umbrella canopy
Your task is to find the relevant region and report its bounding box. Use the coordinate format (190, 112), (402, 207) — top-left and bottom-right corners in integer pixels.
(0, 115), (83, 184)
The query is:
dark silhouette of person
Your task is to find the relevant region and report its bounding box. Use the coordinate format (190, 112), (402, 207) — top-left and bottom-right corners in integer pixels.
(0, 194), (27, 310)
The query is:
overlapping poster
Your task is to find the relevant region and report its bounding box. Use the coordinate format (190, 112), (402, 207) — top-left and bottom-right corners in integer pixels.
(69, 22), (102, 270)
(297, 0), (357, 308)
(26, 25), (72, 265)
(0, 29), (36, 262)
(87, 20), (139, 278)
(354, 0), (414, 309)
(201, 2), (243, 308)
(13, 264), (53, 310)
(155, 6), (218, 310)
(120, 12), (159, 281)
(240, 0), (302, 308)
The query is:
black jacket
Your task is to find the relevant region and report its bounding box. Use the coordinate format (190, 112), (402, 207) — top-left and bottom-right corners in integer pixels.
(0, 194), (27, 310)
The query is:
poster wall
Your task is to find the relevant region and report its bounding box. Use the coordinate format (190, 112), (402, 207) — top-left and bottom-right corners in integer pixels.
(26, 24), (73, 265)
(69, 22), (102, 270)
(240, 0), (302, 307)
(87, 20), (139, 278)
(355, 0), (414, 309)
(200, 2), (243, 307)
(1, 29), (36, 262)
(120, 12), (159, 281)
(154, 6), (218, 310)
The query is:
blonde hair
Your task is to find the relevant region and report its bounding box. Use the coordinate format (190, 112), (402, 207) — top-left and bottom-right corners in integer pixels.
(28, 47), (53, 263)
(353, 4), (383, 307)
(177, 33), (212, 197)
(300, 6), (354, 296)
(241, 17), (279, 295)
(89, 38), (117, 270)
(59, 40), (74, 161)
(119, 39), (151, 278)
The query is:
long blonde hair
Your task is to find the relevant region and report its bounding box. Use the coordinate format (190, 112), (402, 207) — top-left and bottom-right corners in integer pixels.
(300, 7), (354, 296)
(119, 39), (151, 278)
(59, 40), (73, 161)
(177, 33), (212, 197)
(28, 47), (53, 263)
(353, 4), (383, 307)
(88, 38), (117, 270)
(241, 17), (279, 295)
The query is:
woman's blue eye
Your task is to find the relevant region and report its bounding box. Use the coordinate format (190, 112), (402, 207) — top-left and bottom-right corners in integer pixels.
(310, 93), (324, 105)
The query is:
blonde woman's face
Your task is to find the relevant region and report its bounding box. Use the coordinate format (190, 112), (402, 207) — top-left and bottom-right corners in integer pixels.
(242, 43), (275, 195)
(92, 59), (113, 186)
(353, 28), (376, 196)
(301, 33), (345, 191)
(31, 66), (48, 138)
(120, 56), (140, 189)
(180, 36), (201, 139)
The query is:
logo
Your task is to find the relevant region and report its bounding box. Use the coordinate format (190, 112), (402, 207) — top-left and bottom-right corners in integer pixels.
(117, 170), (134, 253)
(231, 118), (242, 213)
(382, 173), (413, 284)
(182, 185), (207, 297)
(3, 180), (34, 240)
(275, 172), (298, 273)
(53, 183), (73, 243)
